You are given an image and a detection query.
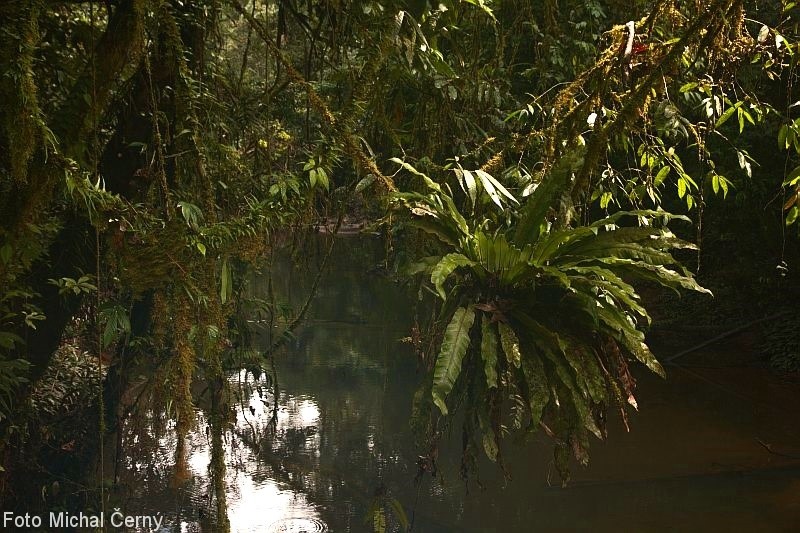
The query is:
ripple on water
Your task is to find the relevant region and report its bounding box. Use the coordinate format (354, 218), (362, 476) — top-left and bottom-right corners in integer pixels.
(266, 517), (328, 533)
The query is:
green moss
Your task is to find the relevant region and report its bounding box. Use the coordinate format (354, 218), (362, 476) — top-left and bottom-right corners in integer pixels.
(0, 1), (42, 185)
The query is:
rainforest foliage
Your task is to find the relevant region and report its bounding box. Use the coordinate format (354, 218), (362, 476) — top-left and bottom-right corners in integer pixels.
(1, 0), (799, 515)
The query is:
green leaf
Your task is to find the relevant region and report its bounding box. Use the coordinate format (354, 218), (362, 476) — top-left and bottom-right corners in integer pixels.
(473, 231), (529, 283)
(404, 255), (441, 276)
(779, 124), (789, 149)
(567, 267), (649, 323)
(220, 258), (232, 304)
(783, 165), (800, 186)
(373, 507), (386, 533)
(0, 332), (24, 350)
(355, 174), (376, 193)
(406, 217), (460, 247)
(533, 265), (572, 289)
(586, 257), (710, 295)
(677, 177), (687, 198)
(531, 227), (595, 265)
(787, 205), (799, 225)
(518, 315), (602, 438)
(177, 201), (203, 230)
(515, 146), (585, 245)
(462, 0), (497, 20)
(389, 157), (441, 192)
(474, 169), (503, 208)
(520, 352), (549, 427)
(563, 346), (608, 404)
(719, 175), (729, 197)
(0, 244), (11, 265)
(480, 315), (498, 388)
(317, 168), (330, 190)
(478, 400), (499, 461)
(498, 322), (521, 368)
(552, 226), (687, 269)
(596, 304), (666, 378)
(482, 428), (499, 461)
(715, 103), (738, 128)
(101, 304), (131, 349)
(441, 194), (470, 236)
(590, 209), (691, 228)
(459, 168), (477, 207)
(388, 498), (409, 531)
(431, 253), (475, 300)
(475, 169), (518, 206)
(432, 306), (476, 415)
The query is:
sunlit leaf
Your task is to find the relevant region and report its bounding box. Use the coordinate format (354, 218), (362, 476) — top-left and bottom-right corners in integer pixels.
(220, 257), (232, 304)
(498, 322), (521, 368)
(431, 253), (475, 300)
(461, 169), (477, 207)
(432, 306), (476, 415)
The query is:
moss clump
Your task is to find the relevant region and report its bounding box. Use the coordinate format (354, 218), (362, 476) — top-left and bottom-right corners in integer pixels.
(0, 1), (42, 186)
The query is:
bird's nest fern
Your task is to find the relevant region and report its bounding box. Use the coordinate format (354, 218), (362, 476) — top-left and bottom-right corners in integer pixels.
(392, 155), (710, 484)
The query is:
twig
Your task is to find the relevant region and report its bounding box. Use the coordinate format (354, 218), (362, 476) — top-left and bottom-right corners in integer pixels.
(664, 311), (790, 364)
(756, 438), (800, 459)
(266, 213), (345, 354)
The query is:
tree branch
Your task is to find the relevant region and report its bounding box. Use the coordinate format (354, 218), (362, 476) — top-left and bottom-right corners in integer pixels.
(6, 0), (148, 234)
(229, 0), (397, 192)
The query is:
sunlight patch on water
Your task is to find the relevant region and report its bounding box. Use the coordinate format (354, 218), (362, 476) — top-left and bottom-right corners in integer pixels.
(266, 517), (328, 532)
(171, 376), (328, 531)
(227, 473), (324, 532)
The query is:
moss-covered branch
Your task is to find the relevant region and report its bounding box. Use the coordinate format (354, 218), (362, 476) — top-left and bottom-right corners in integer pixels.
(229, 0), (397, 192)
(0, 1), (42, 189)
(4, 0), (148, 235)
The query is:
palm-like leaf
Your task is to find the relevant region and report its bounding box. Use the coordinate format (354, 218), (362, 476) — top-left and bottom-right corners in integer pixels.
(431, 305), (476, 415)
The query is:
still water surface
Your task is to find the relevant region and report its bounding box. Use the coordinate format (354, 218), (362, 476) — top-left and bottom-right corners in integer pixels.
(123, 235), (800, 531)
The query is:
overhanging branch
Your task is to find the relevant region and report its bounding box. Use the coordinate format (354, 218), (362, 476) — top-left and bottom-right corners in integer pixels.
(229, 0), (397, 192)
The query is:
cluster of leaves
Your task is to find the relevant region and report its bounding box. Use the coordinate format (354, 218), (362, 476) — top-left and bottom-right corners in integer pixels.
(0, 357), (30, 423)
(29, 343), (98, 419)
(381, 0), (800, 487)
(0, 220), (60, 422)
(393, 154), (709, 481)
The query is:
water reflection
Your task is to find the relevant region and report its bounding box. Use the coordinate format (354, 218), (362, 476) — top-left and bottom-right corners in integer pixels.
(207, 374), (331, 532)
(116, 235), (800, 532)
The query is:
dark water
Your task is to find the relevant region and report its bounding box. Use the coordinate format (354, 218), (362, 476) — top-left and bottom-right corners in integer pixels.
(121, 235), (800, 532)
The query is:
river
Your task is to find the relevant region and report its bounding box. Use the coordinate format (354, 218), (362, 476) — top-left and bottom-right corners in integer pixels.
(117, 234), (800, 532)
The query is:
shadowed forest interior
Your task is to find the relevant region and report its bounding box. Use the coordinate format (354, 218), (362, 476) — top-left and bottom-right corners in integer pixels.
(0, 0), (799, 531)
